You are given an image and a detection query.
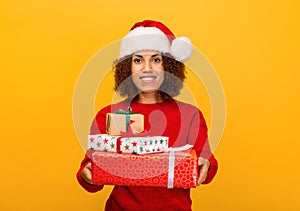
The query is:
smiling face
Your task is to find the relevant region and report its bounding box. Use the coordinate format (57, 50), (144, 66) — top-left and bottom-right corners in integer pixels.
(131, 50), (164, 94)
(114, 51), (185, 102)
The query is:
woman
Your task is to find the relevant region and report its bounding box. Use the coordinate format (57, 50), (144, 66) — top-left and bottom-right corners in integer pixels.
(77, 20), (218, 211)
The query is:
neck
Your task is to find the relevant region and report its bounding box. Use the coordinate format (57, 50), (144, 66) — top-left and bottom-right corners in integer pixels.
(137, 91), (160, 104)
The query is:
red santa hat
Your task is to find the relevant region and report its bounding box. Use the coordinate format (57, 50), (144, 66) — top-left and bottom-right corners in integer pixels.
(119, 20), (194, 62)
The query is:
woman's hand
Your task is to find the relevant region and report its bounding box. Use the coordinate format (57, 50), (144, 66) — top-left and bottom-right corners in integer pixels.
(198, 157), (210, 185)
(81, 162), (93, 184)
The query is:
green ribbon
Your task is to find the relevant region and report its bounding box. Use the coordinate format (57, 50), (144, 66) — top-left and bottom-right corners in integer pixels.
(113, 107), (133, 115)
(113, 107), (136, 132)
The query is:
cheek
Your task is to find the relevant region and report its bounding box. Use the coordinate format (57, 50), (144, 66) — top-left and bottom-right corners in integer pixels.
(157, 71), (165, 85)
(131, 73), (139, 81)
(156, 63), (164, 71)
(131, 63), (140, 74)
(158, 70), (164, 79)
(131, 73), (140, 86)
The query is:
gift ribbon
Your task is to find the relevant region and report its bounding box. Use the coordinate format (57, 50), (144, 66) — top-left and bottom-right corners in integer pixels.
(167, 144), (193, 189)
(116, 137), (122, 153)
(113, 107), (137, 132)
(168, 150), (175, 188)
(120, 129), (149, 137)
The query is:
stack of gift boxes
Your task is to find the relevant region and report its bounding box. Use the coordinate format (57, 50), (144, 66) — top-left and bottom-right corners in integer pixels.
(88, 108), (199, 188)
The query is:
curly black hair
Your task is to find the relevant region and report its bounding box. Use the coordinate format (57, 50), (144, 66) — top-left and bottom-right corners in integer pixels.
(113, 53), (186, 102)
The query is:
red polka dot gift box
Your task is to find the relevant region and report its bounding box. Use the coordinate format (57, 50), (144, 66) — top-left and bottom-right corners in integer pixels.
(91, 148), (199, 188)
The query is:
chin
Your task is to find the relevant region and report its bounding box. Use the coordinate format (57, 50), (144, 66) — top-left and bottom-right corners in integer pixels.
(140, 89), (158, 94)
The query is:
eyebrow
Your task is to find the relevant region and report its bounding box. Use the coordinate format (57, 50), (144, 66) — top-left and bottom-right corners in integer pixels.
(133, 54), (161, 58)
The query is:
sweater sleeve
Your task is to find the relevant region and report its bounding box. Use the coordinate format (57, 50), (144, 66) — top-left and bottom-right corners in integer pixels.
(76, 107), (109, 192)
(76, 152), (104, 193)
(188, 109), (218, 185)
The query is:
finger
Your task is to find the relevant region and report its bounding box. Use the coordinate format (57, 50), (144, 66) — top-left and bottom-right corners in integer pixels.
(82, 168), (92, 183)
(86, 162), (92, 170)
(197, 158), (210, 185)
(197, 157), (206, 184)
(198, 157), (205, 166)
(198, 168), (207, 185)
(81, 163), (92, 184)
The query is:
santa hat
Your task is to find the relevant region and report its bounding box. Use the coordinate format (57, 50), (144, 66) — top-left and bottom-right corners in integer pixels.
(119, 20), (194, 62)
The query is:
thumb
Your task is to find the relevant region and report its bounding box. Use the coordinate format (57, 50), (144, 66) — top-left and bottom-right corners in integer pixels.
(198, 157), (205, 166)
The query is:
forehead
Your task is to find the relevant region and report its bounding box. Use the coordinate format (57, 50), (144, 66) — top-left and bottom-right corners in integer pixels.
(133, 50), (161, 56)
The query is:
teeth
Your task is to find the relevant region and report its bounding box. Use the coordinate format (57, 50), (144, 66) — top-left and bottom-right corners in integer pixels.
(141, 77), (155, 82)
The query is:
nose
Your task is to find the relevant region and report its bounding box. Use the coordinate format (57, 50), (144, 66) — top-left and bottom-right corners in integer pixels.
(143, 60), (153, 72)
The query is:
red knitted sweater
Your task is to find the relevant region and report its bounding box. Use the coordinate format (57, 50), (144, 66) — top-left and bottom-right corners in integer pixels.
(77, 99), (218, 211)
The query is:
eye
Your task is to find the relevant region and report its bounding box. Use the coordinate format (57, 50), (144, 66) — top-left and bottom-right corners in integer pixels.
(152, 57), (161, 63)
(133, 58), (142, 63)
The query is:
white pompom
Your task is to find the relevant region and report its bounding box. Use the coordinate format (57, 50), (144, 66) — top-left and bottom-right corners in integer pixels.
(170, 36), (194, 62)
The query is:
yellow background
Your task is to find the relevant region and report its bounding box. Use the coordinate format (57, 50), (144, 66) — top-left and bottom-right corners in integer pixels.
(1, 0), (299, 210)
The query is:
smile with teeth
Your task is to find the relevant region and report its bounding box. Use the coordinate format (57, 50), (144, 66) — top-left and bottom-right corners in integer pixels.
(140, 76), (156, 82)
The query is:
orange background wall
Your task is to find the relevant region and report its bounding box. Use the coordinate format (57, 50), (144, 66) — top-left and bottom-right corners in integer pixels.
(1, 0), (299, 210)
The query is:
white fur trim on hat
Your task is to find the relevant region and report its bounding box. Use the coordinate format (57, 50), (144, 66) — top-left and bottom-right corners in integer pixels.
(119, 27), (194, 62)
(119, 27), (171, 59)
